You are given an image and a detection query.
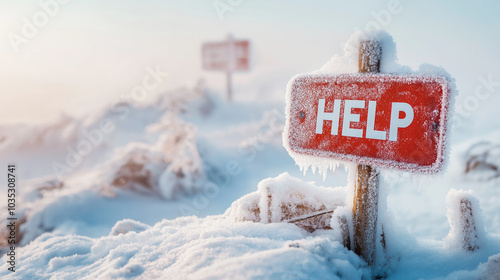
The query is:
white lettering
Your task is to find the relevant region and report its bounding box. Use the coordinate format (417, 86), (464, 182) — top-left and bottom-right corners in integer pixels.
(389, 102), (414, 141)
(366, 101), (387, 140)
(315, 99), (414, 142)
(342, 100), (364, 138)
(315, 99), (341, 135)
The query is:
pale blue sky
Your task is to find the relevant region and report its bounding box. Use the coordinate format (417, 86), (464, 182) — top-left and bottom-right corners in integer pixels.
(1, 0), (499, 124)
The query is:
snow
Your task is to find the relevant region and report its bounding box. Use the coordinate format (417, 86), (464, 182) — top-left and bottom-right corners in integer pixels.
(2, 215), (373, 279)
(2, 172), (500, 279)
(446, 253), (500, 280)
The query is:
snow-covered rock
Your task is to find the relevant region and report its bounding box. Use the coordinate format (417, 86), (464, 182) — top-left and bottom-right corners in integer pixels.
(226, 172), (346, 232)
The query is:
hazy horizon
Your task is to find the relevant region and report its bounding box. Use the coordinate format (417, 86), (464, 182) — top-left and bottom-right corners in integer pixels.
(1, 0), (499, 125)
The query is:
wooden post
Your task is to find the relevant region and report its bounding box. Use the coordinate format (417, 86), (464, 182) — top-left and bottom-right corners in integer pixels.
(227, 71), (232, 102)
(352, 40), (382, 265)
(359, 40), (382, 73)
(458, 198), (480, 251)
(352, 164), (380, 264)
(226, 34), (234, 102)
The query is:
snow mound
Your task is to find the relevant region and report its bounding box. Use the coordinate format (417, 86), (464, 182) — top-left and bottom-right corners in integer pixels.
(0, 215), (371, 279)
(109, 219), (151, 236)
(478, 253), (500, 280)
(226, 172), (346, 232)
(445, 253), (500, 280)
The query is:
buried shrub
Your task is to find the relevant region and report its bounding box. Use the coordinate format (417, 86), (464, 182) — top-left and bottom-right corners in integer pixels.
(105, 114), (206, 199)
(464, 141), (500, 181)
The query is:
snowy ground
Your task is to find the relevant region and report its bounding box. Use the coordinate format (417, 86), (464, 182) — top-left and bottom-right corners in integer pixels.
(1, 32), (500, 279)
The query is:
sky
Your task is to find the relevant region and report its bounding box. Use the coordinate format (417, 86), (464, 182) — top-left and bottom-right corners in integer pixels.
(1, 0), (500, 125)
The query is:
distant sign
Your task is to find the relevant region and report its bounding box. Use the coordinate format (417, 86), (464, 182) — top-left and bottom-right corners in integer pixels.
(286, 74), (451, 173)
(202, 39), (250, 72)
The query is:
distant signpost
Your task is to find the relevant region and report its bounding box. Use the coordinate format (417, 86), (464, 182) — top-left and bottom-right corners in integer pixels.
(285, 38), (452, 265)
(202, 35), (251, 102)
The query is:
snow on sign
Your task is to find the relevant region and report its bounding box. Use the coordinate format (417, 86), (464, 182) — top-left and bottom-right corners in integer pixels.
(202, 39), (250, 72)
(286, 74), (451, 173)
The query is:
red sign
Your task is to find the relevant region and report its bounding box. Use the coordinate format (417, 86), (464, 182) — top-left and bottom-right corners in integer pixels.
(285, 74), (451, 173)
(202, 39), (250, 72)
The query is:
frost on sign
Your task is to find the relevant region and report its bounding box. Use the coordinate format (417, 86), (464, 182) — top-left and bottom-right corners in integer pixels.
(286, 74), (451, 173)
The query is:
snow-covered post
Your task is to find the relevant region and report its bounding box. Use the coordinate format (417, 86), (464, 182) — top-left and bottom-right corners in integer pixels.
(446, 189), (483, 252)
(351, 40), (383, 265)
(458, 198), (480, 251)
